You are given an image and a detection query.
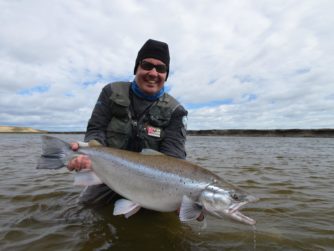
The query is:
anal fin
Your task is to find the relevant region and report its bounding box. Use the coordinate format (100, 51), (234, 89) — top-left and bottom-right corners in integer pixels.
(113, 199), (141, 218)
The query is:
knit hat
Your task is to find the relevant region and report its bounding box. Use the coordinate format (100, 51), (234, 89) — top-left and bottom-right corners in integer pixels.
(134, 39), (170, 80)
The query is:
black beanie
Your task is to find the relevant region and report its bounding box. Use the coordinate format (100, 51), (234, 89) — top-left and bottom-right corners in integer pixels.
(134, 39), (170, 80)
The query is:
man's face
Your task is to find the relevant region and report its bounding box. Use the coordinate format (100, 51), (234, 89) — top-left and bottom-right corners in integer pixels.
(135, 58), (167, 95)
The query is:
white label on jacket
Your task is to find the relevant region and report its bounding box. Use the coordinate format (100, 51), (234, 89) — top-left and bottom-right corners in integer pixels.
(147, 126), (161, 138)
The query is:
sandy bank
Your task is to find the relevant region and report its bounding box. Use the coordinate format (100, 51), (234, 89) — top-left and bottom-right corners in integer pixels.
(0, 126), (47, 133)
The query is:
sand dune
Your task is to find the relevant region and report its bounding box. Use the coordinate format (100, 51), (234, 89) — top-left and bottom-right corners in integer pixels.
(0, 126), (46, 133)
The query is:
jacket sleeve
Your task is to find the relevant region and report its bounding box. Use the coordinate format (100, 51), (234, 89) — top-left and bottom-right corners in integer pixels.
(159, 105), (188, 159)
(84, 84), (112, 146)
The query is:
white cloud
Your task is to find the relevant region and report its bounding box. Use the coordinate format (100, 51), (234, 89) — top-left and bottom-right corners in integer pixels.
(0, 0), (333, 131)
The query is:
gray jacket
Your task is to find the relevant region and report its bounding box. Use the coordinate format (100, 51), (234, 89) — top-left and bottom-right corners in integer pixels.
(85, 82), (188, 159)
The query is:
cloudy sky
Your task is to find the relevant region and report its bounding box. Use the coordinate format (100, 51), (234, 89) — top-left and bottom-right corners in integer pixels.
(1, 0), (333, 131)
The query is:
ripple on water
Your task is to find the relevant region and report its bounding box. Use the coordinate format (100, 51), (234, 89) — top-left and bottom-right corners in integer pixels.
(1, 135), (334, 250)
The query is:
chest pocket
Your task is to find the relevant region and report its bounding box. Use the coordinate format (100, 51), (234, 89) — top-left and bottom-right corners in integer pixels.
(140, 105), (173, 150)
(147, 105), (172, 127)
(106, 92), (132, 149)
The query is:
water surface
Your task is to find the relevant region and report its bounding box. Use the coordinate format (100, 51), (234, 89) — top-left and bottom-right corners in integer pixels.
(0, 134), (333, 250)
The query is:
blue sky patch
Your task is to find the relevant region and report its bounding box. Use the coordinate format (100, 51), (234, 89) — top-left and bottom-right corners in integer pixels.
(164, 85), (171, 93)
(81, 73), (105, 87)
(243, 93), (257, 101)
(17, 85), (50, 96)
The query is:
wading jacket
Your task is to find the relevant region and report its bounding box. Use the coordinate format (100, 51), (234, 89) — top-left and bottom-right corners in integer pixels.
(84, 82), (188, 159)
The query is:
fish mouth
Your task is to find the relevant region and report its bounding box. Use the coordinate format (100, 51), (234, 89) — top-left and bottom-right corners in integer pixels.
(225, 200), (256, 225)
(229, 210), (256, 225)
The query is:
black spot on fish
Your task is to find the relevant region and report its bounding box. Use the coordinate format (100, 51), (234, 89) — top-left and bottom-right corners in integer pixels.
(231, 193), (239, 200)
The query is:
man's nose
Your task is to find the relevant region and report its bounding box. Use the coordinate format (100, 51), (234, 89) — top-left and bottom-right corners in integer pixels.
(147, 67), (159, 76)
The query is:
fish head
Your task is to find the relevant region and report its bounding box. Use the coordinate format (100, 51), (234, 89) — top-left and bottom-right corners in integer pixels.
(199, 185), (257, 225)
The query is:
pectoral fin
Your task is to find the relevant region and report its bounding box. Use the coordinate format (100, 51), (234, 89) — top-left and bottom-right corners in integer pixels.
(179, 195), (203, 222)
(113, 199), (141, 218)
(74, 170), (103, 186)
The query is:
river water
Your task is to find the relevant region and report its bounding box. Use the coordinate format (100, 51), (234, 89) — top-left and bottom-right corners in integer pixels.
(0, 134), (333, 251)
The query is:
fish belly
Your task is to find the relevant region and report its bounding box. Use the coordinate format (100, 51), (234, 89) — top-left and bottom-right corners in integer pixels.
(89, 155), (203, 212)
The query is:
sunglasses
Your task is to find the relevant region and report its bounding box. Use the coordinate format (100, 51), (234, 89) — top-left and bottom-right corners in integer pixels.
(140, 61), (167, 73)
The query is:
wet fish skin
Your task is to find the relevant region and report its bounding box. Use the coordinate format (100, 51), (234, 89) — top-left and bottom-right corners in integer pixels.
(37, 135), (257, 225)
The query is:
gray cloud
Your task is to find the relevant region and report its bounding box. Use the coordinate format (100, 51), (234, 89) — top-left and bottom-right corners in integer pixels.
(0, 0), (333, 131)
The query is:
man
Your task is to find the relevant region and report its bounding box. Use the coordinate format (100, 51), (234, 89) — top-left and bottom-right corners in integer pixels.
(67, 39), (188, 204)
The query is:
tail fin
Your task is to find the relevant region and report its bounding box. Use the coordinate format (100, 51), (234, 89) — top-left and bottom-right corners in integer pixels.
(36, 135), (72, 169)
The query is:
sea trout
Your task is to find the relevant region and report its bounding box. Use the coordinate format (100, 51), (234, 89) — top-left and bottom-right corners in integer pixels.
(37, 135), (257, 225)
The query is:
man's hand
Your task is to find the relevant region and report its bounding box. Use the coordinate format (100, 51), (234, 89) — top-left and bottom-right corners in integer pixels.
(70, 142), (80, 151)
(67, 142), (92, 171)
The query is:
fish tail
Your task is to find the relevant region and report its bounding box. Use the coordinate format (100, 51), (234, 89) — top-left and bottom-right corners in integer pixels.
(36, 135), (73, 169)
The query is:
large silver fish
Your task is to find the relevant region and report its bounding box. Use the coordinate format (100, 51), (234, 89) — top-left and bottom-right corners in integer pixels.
(37, 135), (257, 225)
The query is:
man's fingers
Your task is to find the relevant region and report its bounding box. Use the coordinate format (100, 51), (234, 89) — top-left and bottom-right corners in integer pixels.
(70, 142), (80, 151)
(80, 155), (92, 169)
(67, 158), (75, 171)
(67, 155), (92, 171)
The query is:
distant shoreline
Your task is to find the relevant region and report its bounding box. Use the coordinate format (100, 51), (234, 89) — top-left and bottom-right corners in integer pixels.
(187, 129), (334, 138)
(0, 126), (47, 134)
(1, 126), (334, 137)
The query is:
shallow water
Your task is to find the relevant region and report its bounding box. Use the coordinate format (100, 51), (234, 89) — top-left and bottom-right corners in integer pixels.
(0, 134), (333, 250)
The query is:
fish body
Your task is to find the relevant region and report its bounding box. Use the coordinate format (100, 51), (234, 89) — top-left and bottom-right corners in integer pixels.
(37, 135), (257, 225)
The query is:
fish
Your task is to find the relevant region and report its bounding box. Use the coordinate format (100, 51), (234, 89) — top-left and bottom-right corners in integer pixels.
(37, 135), (257, 225)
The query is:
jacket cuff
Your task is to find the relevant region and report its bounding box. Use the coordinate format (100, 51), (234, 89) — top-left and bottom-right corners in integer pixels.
(88, 139), (103, 147)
